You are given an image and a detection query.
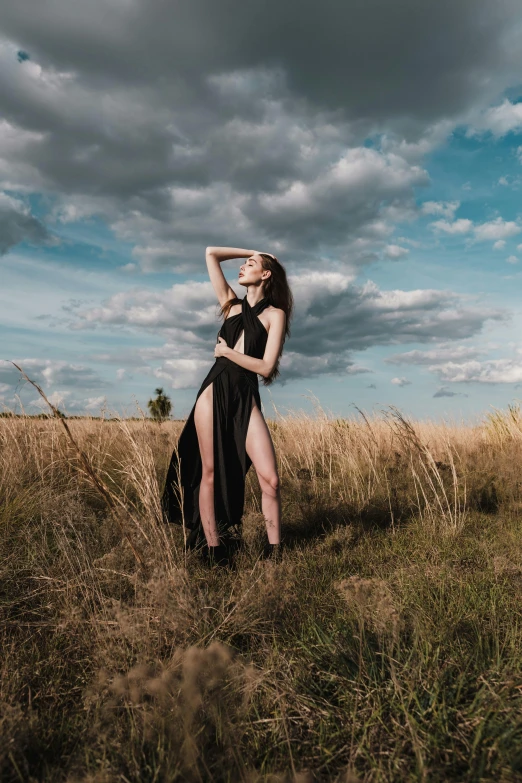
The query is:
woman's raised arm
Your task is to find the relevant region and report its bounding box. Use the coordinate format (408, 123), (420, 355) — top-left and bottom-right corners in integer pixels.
(205, 246), (256, 308)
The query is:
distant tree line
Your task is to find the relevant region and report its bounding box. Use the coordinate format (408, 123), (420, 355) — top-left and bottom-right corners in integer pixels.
(0, 387), (175, 421)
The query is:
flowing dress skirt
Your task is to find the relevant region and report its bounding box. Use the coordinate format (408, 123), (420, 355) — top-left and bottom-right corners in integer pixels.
(162, 356), (261, 551)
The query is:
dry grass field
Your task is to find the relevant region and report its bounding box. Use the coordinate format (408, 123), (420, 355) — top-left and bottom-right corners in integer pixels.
(2, 397), (522, 782)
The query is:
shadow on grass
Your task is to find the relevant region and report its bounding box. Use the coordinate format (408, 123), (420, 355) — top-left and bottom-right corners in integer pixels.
(280, 498), (413, 553)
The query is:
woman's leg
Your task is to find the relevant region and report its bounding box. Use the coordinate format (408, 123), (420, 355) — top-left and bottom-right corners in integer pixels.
(193, 382), (220, 547)
(245, 401), (281, 544)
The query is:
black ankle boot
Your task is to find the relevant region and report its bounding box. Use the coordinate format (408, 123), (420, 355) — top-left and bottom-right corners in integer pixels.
(261, 541), (283, 562)
(207, 542), (230, 567)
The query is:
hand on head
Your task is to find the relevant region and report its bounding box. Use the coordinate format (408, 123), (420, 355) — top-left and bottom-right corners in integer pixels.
(258, 251), (278, 262)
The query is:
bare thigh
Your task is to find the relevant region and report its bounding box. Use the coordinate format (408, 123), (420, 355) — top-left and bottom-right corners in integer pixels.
(193, 382), (214, 475)
(245, 400), (279, 488)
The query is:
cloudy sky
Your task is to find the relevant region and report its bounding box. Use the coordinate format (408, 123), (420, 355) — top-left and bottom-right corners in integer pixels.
(2, 0), (522, 420)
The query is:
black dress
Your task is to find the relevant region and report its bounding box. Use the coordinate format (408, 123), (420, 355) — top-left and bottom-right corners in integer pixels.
(161, 294), (272, 551)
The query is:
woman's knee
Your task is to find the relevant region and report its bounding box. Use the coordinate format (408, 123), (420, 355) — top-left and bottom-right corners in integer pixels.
(201, 466), (215, 485)
(260, 472), (280, 495)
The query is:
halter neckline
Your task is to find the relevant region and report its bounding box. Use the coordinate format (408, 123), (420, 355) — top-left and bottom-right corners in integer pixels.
(243, 295), (270, 312)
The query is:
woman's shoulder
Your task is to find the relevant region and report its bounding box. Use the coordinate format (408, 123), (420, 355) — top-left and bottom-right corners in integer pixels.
(264, 305), (286, 335)
(267, 304), (286, 318)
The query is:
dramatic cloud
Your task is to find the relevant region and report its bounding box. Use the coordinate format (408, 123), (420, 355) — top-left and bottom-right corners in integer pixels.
(430, 218), (473, 235)
(278, 354), (370, 384)
(2, 0), (520, 127)
(84, 395), (107, 411)
(30, 389), (72, 411)
(76, 280), (223, 337)
(0, 0), (521, 270)
(77, 275), (506, 345)
(388, 347), (522, 389)
(430, 215), (522, 244)
(386, 345), (483, 365)
(473, 218), (522, 241)
(467, 99), (522, 137)
(384, 244), (410, 259)
(151, 358), (220, 391)
(70, 273), (506, 388)
(0, 358), (108, 389)
(433, 387), (469, 398)
(421, 200), (460, 219)
(387, 347), (522, 391)
(0, 190), (54, 254)
(432, 358), (522, 384)
(28, 390), (109, 414)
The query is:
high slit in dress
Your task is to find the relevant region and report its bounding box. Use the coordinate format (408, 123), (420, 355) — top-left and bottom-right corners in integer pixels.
(161, 294), (272, 552)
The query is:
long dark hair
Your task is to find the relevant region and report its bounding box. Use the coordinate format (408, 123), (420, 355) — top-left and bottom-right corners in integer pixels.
(218, 253), (293, 386)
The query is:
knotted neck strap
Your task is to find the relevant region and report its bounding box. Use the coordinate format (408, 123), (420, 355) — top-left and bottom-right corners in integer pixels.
(241, 295), (271, 360)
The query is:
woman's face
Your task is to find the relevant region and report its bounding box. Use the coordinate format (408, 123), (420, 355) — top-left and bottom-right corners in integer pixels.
(238, 253), (265, 286)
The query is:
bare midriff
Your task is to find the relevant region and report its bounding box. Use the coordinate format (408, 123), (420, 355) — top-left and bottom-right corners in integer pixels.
(233, 331), (245, 353)
(225, 304), (269, 354)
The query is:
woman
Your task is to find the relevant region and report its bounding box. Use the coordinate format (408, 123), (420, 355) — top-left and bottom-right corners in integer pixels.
(162, 246), (293, 567)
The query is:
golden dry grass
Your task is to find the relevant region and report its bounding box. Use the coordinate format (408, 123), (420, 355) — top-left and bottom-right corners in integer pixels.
(2, 399), (522, 781)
